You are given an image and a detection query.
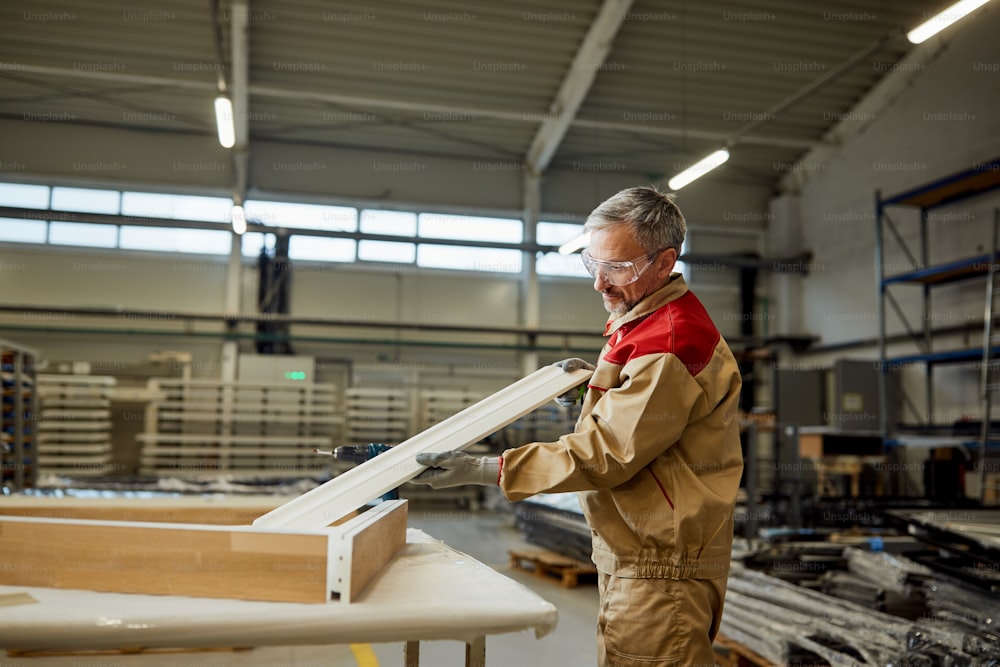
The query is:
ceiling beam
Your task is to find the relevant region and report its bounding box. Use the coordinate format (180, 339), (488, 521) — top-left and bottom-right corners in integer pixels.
(0, 63), (820, 150)
(777, 37), (947, 193)
(523, 0), (634, 175)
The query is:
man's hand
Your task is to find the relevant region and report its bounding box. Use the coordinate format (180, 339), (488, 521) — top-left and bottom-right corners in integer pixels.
(412, 451), (501, 489)
(556, 358), (596, 373)
(554, 357), (595, 407)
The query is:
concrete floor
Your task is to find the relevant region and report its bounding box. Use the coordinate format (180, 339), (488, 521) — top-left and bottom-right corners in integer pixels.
(4, 507), (600, 667)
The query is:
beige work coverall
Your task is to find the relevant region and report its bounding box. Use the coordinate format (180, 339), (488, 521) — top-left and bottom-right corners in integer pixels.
(501, 275), (744, 666)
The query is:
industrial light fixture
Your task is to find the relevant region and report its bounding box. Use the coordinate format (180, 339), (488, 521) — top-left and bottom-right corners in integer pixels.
(558, 232), (591, 255)
(231, 204), (246, 235)
(667, 148), (730, 191)
(907, 0), (993, 43)
(214, 95), (236, 148)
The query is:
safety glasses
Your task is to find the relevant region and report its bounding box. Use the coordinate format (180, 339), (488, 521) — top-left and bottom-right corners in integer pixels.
(580, 249), (664, 286)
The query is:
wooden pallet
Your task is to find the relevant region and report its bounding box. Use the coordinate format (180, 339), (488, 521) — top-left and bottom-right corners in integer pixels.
(713, 634), (780, 667)
(508, 548), (597, 588)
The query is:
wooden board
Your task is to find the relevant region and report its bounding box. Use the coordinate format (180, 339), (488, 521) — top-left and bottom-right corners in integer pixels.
(338, 499), (408, 602)
(0, 516), (330, 603)
(0, 496), (289, 525)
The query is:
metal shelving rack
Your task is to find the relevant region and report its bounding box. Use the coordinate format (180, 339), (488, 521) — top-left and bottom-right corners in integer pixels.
(875, 158), (1000, 502)
(979, 209), (1000, 502)
(1, 339), (39, 491)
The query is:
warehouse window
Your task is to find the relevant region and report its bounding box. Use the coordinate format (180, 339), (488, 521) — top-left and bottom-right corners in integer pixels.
(0, 218), (47, 244)
(51, 186), (120, 214)
(417, 244), (521, 273)
(418, 213), (521, 243)
(49, 222), (117, 248)
(360, 209), (416, 236)
(241, 232), (274, 257)
(288, 235), (356, 262)
(416, 213), (522, 273)
(245, 200), (357, 231)
(119, 226), (231, 254)
(536, 221), (589, 279)
(0, 182), (50, 209)
(358, 240), (416, 264)
(359, 210), (416, 263)
(121, 191), (231, 223)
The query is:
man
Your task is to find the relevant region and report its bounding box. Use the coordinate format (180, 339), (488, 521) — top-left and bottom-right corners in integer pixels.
(411, 186), (743, 666)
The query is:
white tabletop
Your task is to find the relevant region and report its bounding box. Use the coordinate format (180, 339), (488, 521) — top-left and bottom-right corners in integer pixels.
(0, 528), (558, 653)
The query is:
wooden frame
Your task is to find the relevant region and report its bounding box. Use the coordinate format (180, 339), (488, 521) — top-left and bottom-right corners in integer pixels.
(0, 499), (407, 604)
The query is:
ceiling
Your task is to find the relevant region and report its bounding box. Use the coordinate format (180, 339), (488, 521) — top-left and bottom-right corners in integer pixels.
(0, 0), (962, 195)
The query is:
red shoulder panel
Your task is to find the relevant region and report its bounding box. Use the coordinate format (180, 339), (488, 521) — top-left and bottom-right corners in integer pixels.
(602, 292), (720, 376)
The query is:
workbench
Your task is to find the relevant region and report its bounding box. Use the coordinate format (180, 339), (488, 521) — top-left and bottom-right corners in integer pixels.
(0, 528), (558, 666)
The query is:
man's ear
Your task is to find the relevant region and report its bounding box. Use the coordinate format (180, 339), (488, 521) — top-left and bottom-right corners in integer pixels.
(657, 247), (678, 278)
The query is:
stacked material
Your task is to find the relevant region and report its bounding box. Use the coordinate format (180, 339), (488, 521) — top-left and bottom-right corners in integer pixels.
(36, 374), (115, 476)
(742, 533), (846, 587)
(822, 549), (930, 620)
(138, 378), (341, 476)
(722, 562), (995, 665)
(513, 493), (592, 563)
(727, 510), (1000, 665)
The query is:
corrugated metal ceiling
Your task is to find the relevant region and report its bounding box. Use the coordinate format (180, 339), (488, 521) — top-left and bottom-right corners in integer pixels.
(0, 0), (966, 190)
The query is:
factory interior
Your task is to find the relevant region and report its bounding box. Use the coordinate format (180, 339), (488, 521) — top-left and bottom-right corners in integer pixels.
(1, 1), (999, 665)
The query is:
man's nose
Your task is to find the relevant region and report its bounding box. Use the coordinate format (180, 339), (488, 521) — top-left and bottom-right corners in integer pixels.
(593, 271), (610, 291)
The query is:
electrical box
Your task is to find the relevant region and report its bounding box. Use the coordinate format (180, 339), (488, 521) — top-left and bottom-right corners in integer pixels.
(830, 359), (897, 432)
(238, 354), (316, 385)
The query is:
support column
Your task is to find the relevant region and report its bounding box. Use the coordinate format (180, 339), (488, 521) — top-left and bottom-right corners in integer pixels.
(221, 0), (249, 384)
(521, 172), (541, 376)
(767, 194), (802, 337)
(221, 233), (241, 383)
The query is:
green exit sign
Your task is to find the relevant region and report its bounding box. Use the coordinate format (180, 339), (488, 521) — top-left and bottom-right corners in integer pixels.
(284, 371), (307, 381)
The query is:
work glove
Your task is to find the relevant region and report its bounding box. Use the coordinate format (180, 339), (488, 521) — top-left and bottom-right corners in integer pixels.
(412, 451), (501, 489)
(553, 357), (595, 407)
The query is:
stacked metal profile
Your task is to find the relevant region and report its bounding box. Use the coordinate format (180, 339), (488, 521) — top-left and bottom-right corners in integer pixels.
(138, 378), (342, 476)
(36, 374), (115, 476)
(723, 511), (1000, 665)
(513, 493), (592, 563)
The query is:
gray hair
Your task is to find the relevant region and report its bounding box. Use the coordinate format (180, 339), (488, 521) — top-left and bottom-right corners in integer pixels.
(583, 186), (686, 252)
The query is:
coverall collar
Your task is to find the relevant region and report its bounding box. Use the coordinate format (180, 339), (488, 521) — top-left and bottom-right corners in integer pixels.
(603, 273), (689, 337)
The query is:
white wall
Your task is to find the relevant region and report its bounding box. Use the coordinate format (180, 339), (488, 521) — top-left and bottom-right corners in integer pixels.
(770, 6), (1000, 426)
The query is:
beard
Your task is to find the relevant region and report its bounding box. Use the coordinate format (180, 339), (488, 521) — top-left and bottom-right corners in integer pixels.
(601, 289), (636, 317)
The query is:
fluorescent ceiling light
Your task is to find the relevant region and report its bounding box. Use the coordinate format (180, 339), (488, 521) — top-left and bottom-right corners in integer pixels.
(231, 204), (246, 235)
(907, 0), (992, 43)
(558, 232), (590, 255)
(214, 96), (236, 148)
(667, 149), (730, 191)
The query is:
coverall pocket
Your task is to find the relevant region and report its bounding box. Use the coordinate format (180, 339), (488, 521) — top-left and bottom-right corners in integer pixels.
(598, 575), (682, 665)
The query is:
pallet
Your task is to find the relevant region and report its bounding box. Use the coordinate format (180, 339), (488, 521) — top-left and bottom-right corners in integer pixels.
(508, 548), (597, 588)
(713, 634), (780, 667)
